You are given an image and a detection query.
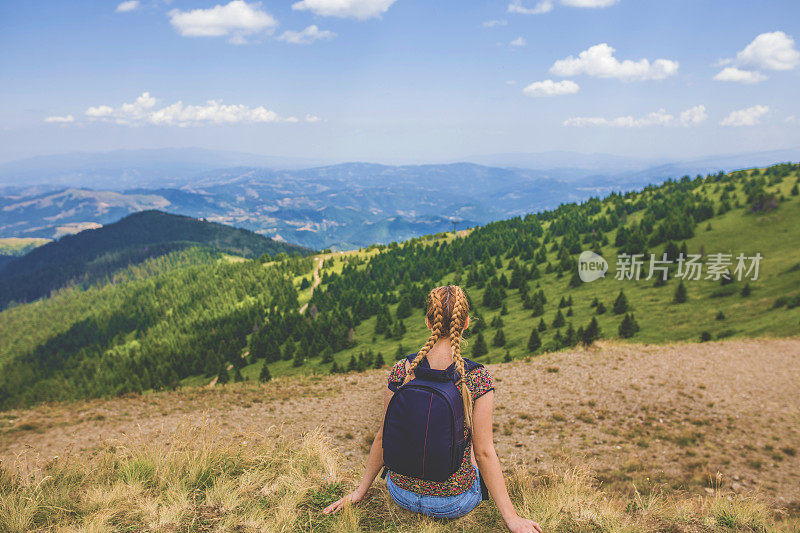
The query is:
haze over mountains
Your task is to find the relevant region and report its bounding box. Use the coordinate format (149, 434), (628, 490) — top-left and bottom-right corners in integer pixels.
(1, 147), (798, 250)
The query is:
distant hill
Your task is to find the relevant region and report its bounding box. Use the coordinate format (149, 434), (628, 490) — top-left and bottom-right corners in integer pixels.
(0, 210), (311, 307)
(0, 147), (329, 190)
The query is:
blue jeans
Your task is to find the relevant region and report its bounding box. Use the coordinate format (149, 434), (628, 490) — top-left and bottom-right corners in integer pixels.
(386, 466), (482, 519)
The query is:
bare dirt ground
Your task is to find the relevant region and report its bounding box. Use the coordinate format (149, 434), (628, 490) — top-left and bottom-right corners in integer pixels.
(2, 338), (799, 512)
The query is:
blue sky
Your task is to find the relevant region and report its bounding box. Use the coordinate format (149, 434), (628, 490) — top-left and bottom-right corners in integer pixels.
(1, 0), (798, 163)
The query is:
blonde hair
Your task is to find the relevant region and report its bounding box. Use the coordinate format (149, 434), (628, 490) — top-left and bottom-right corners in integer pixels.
(401, 285), (473, 427)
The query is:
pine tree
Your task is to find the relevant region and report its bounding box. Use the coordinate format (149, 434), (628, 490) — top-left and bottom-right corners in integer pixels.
(791, 182), (799, 196)
(613, 290), (628, 314)
(537, 318), (547, 332)
(596, 302), (607, 315)
(395, 343), (405, 359)
(552, 309), (565, 328)
(217, 363), (230, 385)
(527, 328), (541, 353)
(581, 317), (600, 346)
(259, 361), (272, 383)
(673, 281), (688, 303)
(618, 313), (639, 338)
(493, 328), (506, 347)
(564, 323), (577, 346)
(503, 351), (512, 363)
(321, 347), (333, 364)
(500, 302), (508, 316)
(347, 355), (358, 372)
(472, 332), (488, 357)
(330, 361), (341, 374)
(396, 296), (413, 319)
(234, 367), (244, 382)
(374, 352), (385, 368)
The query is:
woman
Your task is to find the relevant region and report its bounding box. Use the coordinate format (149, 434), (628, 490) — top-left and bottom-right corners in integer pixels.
(324, 285), (543, 533)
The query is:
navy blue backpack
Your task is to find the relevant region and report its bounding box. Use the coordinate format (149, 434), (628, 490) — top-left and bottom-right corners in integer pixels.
(382, 354), (484, 485)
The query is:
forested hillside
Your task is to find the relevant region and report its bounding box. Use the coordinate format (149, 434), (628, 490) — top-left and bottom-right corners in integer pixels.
(1, 164), (798, 409)
(0, 210), (310, 308)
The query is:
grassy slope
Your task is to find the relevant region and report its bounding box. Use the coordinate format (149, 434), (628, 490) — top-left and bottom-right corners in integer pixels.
(238, 169), (800, 382)
(0, 238), (50, 255)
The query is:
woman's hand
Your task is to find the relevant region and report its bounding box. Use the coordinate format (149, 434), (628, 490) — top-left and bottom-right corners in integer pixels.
(323, 488), (366, 514)
(505, 514), (543, 533)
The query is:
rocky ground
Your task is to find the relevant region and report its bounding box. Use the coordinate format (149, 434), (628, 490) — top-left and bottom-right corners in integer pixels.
(2, 338), (799, 513)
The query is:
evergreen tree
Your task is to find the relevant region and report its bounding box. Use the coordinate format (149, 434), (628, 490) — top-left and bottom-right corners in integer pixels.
(321, 347), (333, 364)
(492, 328), (506, 347)
(527, 328), (541, 353)
(791, 182), (799, 196)
(581, 317), (600, 346)
(564, 323), (577, 346)
(500, 302), (508, 316)
(491, 314), (504, 328)
(673, 281), (688, 303)
(503, 351), (512, 363)
(292, 350), (304, 367)
(234, 367), (244, 382)
(596, 302), (607, 315)
(347, 355), (358, 372)
(396, 296), (413, 319)
(259, 361), (272, 383)
(552, 309), (565, 328)
(613, 290), (629, 314)
(217, 363), (230, 385)
(472, 332), (488, 357)
(537, 318), (547, 332)
(395, 343), (406, 359)
(330, 361), (341, 374)
(374, 352), (385, 368)
(618, 313), (639, 338)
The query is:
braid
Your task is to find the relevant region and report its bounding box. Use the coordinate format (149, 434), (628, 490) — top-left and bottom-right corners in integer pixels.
(449, 286), (473, 428)
(402, 290), (444, 385)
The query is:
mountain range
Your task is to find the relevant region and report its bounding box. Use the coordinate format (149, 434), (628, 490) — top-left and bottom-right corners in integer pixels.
(1, 147), (798, 250)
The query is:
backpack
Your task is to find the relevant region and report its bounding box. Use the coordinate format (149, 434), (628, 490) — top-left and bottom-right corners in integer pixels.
(382, 353), (483, 482)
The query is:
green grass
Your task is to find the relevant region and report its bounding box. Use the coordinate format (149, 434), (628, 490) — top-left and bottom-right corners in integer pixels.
(0, 238), (50, 255)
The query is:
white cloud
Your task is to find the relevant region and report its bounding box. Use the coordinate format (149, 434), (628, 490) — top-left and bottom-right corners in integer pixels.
(679, 105), (708, 126)
(561, 0), (618, 7)
(735, 31), (799, 71)
(550, 43), (678, 81)
(291, 0), (396, 20)
(564, 106), (706, 128)
(482, 19), (507, 28)
(116, 1), (140, 12)
(168, 1), (278, 44)
(713, 67), (767, 84)
(305, 114), (321, 123)
(82, 92), (303, 127)
(523, 79), (579, 97)
(720, 105), (769, 127)
(785, 115), (797, 124)
(43, 115), (75, 123)
(508, 0), (553, 15)
(510, 37), (527, 47)
(278, 25), (336, 44)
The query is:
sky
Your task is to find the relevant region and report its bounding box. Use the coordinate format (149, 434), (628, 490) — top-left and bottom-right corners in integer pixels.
(1, 0), (799, 164)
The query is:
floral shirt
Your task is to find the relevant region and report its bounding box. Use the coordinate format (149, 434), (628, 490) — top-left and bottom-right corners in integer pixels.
(385, 357), (495, 496)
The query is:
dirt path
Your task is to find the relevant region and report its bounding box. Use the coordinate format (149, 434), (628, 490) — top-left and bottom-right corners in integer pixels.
(2, 338), (799, 508)
(298, 256), (323, 314)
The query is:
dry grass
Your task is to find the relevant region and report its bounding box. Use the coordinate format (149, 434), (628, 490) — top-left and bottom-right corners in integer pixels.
(0, 422), (793, 532)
